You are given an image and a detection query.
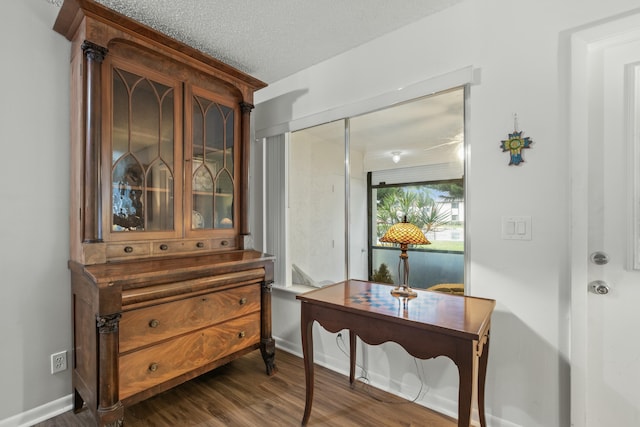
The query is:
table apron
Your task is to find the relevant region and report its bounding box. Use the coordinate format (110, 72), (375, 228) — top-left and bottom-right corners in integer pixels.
(304, 303), (478, 364)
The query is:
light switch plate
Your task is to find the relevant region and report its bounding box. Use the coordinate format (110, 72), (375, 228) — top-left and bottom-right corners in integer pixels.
(502, 216), (532, 240)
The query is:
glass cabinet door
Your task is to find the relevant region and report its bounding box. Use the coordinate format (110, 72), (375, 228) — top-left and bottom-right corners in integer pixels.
(110, 64), (181, 235)
(189, 88), (237, 232)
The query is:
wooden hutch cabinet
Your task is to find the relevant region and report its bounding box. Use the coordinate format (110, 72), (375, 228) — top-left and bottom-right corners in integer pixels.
(53, 1), (275, 425)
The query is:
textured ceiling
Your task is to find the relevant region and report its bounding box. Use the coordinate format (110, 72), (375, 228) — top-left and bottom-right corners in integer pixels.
(87, 0), (463, 83)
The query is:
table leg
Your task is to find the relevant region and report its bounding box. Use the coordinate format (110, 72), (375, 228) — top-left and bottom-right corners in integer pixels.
(477, 332), (490, 427)
(457, 348), (474, 427)
(349, 330), (356, 386)
(301, 304), (314, 426)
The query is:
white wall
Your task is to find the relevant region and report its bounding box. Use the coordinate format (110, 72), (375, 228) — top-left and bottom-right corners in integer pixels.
(255, 1), (640, 426)
(0, 0), (71, 423)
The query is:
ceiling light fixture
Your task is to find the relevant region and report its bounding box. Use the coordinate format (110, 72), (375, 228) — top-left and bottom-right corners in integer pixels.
(391, 151), (401, 163)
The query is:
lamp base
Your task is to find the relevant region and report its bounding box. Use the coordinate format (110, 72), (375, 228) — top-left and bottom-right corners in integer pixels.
(390, 286), (417, 298)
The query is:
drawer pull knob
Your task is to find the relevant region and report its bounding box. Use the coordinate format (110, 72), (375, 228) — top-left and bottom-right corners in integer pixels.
(148, 363), (159, 372)
(238, 331), (246, 338)
(124, 246), (133, 253)
(149, 319), (159, 328)
(220, 240), (229, 246)
(196, 241), (204, 248)
(239, 297), (247, 305)
(159, 244), (168, 251)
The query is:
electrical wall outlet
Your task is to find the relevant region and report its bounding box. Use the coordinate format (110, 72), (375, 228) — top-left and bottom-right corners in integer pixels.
(50, 351), (68, 374)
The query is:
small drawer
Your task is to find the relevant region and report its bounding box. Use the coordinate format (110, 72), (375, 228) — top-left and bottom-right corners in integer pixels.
(211, 237), (237, 250)
(151, 239), (211, 255)
(119, 312), (260, 400)
(106, 242), (150, 260)
(119, 283), (261, 353)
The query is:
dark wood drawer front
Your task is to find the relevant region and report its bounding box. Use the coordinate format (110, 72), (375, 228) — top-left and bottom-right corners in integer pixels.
(119, 312), (260, 400)
(106, 242), (151, 260)
(119, 283), (261, 353)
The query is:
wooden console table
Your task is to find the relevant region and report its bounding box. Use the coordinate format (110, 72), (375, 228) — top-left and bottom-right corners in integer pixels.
(297, 280), (495, 426)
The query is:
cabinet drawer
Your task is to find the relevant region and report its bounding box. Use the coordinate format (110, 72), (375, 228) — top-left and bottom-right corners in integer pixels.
(106, 242), (151, 260)
(151, 240), (209, 255)
(211, 237), (237, 250)
(119, 283), (261, 353)
(119, 312), (260, 400)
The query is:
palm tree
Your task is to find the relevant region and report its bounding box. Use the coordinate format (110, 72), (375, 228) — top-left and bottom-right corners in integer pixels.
(376, 186), (453, 244)
(416, 200), (450, 236)
(376, 188), (431, 239)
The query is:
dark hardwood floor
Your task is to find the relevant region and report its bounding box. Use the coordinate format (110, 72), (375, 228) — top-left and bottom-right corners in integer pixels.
(35, 350), (456, 426)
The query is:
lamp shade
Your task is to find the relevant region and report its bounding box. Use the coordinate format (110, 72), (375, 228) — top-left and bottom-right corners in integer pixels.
(380, 220), (430, 245)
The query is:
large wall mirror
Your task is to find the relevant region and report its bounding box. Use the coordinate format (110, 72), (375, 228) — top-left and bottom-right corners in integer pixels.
(264, 86), (466, 292)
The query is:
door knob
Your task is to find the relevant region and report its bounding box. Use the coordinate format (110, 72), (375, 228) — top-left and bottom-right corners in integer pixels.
(590, 280), (610, 295)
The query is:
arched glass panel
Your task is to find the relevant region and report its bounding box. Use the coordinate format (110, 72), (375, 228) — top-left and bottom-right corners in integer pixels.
(192, 95), (235, 230)
(111, 67), (175, 232)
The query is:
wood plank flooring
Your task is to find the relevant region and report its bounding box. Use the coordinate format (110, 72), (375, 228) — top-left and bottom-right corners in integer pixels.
(35, 350), (457, 426)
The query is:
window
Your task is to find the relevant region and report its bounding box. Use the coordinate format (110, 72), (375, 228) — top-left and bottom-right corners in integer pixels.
(262, 87), (465, 290)
(370, 178), (464, 288)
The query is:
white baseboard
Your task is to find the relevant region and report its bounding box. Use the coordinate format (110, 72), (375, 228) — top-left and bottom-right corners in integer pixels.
(0, 395), (73, 427)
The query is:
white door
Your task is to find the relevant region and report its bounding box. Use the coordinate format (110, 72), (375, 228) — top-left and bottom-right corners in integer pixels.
(570, 14), (640, 427)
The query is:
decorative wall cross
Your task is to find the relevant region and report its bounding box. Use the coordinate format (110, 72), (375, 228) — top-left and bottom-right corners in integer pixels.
(500, 114), (533, 166)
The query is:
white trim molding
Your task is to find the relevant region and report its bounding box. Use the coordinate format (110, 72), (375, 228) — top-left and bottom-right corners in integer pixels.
(256, 66), (478, 140)
(0, 395), (73, 427)
(630, 63), (640, 270)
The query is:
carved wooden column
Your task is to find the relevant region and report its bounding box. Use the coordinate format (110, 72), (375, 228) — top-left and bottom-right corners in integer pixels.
(81, 41), (107, 243)
(239, 101), (254, 236)
(96, 313), (123, 427)
(260, 279), (276, 375)
(260, 259), (276, 375)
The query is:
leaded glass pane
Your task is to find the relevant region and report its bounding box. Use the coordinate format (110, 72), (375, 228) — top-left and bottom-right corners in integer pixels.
(112, 155), (144, 231)
(160, 89), (174, 165)
(215, 170), (233, 228)
(112, 70), (129, 163)
(131, 79), (159, 167)
(111, 67), (175, 232)
(193, 165), (214, 229)
(225, 109), (234, 174)
(206, 104), (224, 153)
(192, 95), (235, 230)
(146, 160), (174, 230)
